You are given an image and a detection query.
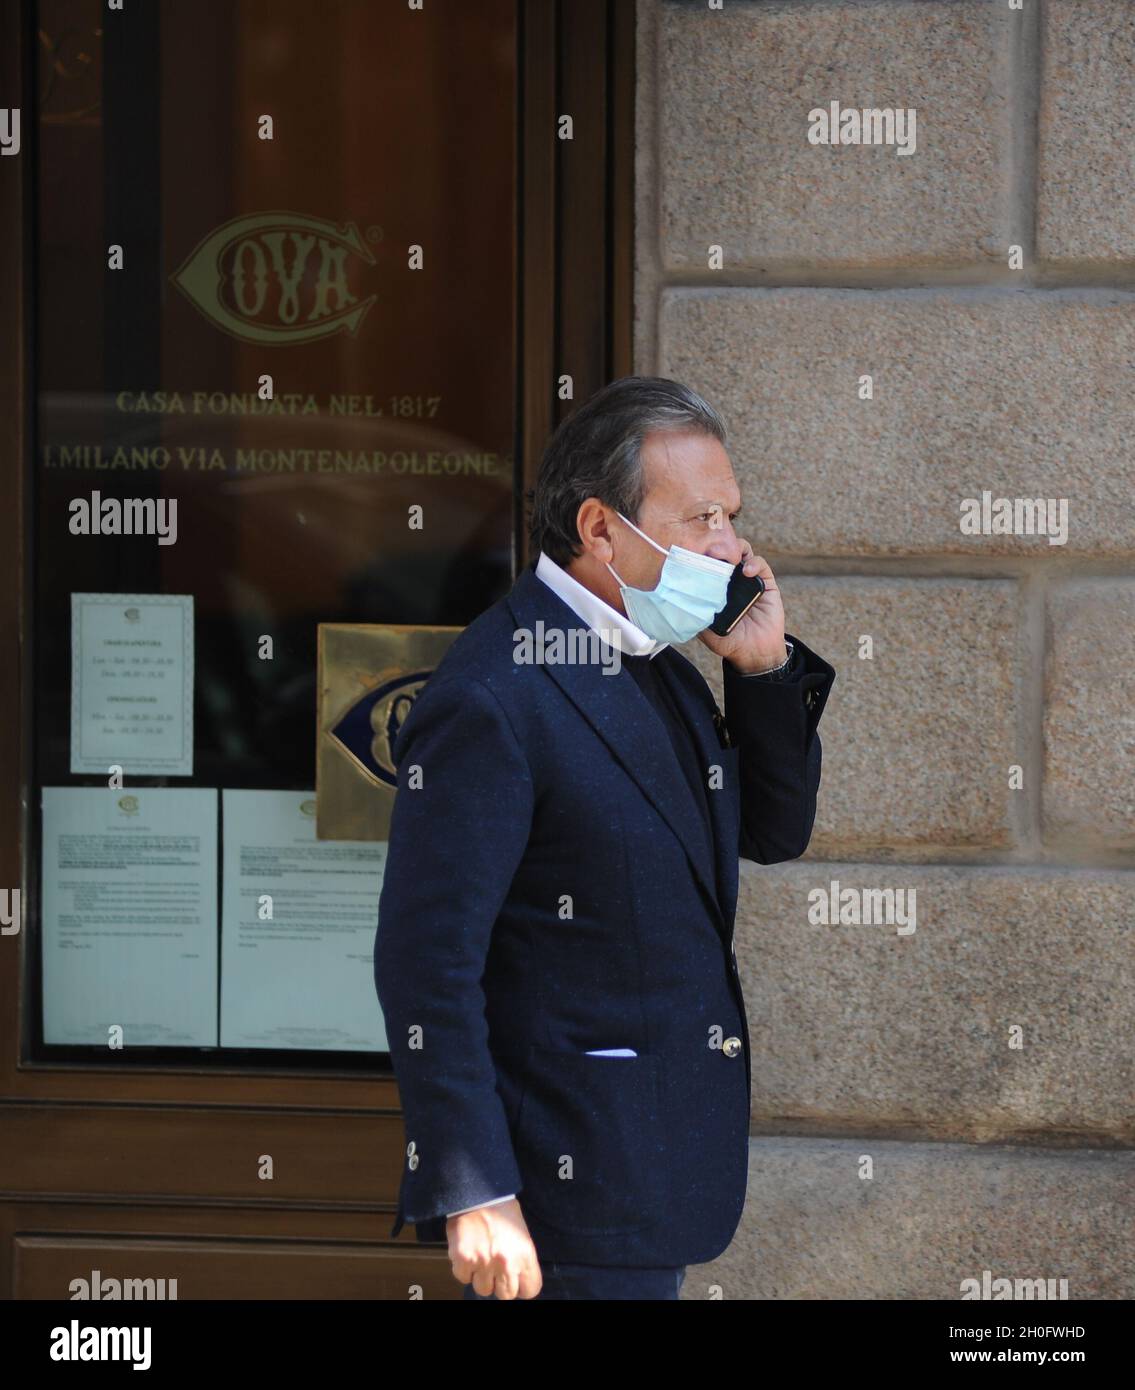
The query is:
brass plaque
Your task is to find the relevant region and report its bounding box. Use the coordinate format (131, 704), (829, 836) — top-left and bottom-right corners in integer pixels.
(316, 623), (462, 840)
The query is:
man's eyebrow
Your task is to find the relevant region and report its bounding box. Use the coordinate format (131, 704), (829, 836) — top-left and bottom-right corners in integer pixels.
(689, 500), (743, 514)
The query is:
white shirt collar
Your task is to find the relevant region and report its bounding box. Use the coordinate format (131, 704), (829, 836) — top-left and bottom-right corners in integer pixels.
(534, 552), (668, 659)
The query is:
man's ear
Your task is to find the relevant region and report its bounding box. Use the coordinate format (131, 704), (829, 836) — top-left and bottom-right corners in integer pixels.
(575, 497), (614, 562)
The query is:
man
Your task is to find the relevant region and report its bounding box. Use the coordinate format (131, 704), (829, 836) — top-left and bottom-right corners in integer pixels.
(374, 376), (835, 1300)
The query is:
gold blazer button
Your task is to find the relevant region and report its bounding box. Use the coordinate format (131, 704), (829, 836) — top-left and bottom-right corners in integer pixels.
(722, 1036), (743, 1058)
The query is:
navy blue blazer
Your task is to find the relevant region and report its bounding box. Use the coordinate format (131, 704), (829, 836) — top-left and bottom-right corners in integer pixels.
(374, 561), (835, 1267)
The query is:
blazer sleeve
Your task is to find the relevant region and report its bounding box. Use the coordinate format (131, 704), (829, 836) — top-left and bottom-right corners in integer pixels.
(721, 632), (836, 864)
(374, 674), (534, 1238)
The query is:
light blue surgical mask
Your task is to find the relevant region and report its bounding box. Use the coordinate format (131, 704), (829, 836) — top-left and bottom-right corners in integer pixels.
(605, 512), (734, 645)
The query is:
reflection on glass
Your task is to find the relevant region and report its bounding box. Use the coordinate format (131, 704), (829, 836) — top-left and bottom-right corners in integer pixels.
(33, 0), (518, 1058)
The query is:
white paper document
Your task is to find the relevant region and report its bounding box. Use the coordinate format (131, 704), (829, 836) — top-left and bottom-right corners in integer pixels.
(41, 787), (218, 1046)
(220, 790), (388, 1050)
(71, 593), (194, 776)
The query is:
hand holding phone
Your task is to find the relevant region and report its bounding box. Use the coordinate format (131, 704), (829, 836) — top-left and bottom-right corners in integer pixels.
(709, 564), (765, 636)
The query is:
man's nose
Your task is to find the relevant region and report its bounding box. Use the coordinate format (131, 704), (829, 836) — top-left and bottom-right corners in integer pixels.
(704, 520), (743, 565)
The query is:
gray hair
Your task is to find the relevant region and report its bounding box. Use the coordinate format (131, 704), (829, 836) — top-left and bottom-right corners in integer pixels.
(526, 375), (728, 567)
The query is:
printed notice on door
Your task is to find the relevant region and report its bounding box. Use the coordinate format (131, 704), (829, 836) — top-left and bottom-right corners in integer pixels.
(220, 790), (388, 1051)
(41, 787), (218, 1046)
(70, 593), (194, 776)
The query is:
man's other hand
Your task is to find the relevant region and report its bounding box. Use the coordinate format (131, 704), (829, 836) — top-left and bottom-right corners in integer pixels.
(448, 1198), (543, 1300)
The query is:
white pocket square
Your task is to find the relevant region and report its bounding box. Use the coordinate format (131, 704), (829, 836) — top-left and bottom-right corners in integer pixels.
(584, 1048), (637, 1057)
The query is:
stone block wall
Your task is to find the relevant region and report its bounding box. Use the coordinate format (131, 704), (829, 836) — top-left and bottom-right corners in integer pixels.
(635, 0), (1134, 1299)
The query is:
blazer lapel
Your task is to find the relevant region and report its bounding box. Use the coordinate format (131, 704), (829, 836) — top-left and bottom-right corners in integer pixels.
(506, 567), (724, 928)
(652, 651), (742, 931)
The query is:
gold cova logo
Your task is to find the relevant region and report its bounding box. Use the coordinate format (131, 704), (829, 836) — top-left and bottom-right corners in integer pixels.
(329, 671), (432, 789)
(171, 211), (378, 345)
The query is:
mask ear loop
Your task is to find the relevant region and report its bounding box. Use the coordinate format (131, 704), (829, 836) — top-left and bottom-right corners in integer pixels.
(615, 511), (733, 579)
(616, 511), (670, 558)
(605, 558), (627, 589)
(606, 511), (669, 591)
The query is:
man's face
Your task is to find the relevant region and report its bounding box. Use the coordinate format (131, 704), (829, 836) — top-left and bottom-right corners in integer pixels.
(611, 427), (745, 591)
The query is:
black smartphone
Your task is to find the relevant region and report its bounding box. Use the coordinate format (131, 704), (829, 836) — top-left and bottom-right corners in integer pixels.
(709, 565), (765, 636)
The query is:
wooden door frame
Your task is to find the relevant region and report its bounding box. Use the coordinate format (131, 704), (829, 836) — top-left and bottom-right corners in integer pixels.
(0, 0), (633, 1288)
(517, 0), (636, 570)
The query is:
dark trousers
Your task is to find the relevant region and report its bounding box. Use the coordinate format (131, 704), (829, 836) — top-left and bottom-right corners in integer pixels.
(463, 1262), (686, 1301)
